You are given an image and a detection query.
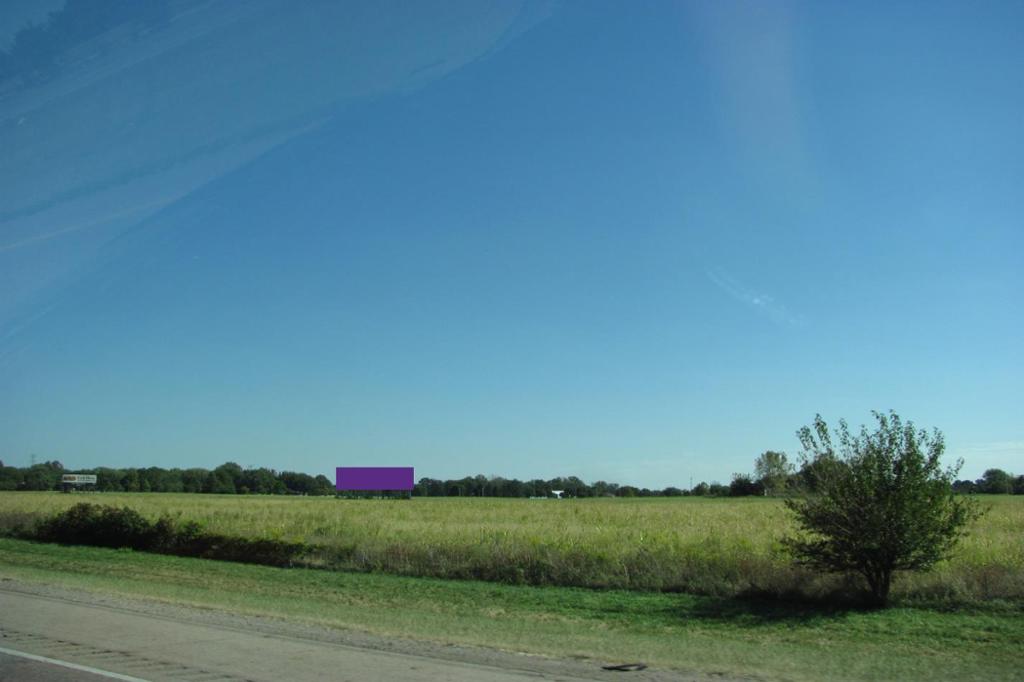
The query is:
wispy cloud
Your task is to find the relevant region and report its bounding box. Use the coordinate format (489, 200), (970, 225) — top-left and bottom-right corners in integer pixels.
(706, 268), (802, 326)
(953, 441), (1024, 459)
(0, 196), (181, 254)
(949, 440), (1024, 475)
(0, 302), (57, 369)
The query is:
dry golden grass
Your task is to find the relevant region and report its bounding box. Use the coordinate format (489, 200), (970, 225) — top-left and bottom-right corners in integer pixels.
(1, 492), (1020, 599)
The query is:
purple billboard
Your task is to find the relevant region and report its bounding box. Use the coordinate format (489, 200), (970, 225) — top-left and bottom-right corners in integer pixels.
(336, 467), (414, 491)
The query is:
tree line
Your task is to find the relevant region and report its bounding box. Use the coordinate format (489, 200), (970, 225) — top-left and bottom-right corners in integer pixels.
(0, 462), (695, 497)
(2, 458), (1019, 498)
(0, 461), (334, 496)
(0, 460), (817, 498)
(729, 451), (1024, 497)
(952, 468), (1024, 495)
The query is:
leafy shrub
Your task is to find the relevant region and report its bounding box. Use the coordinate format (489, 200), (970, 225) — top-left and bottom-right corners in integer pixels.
(31, 503), (307, 566)
(36, 503), (166, 550)
(785, 412), (981, 607)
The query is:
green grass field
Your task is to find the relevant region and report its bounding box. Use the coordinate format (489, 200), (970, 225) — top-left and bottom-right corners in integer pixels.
(0, 538), (1020, 682)
(1, 492), (1020, 600)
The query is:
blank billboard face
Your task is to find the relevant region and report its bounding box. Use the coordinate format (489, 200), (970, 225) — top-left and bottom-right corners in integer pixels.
(336, 467), (414, 491)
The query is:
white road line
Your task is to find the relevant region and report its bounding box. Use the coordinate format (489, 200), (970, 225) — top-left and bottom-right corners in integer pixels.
(0, 645), (150, 682)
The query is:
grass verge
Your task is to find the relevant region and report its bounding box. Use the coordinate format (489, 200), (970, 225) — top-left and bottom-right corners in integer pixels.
(0, 538), (1020, 682)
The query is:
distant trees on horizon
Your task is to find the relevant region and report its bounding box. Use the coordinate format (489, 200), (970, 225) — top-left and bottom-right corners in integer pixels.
(0, 460), (334, 496)
(952, 468), (1024, 495)
(1, 459), (1020, 497)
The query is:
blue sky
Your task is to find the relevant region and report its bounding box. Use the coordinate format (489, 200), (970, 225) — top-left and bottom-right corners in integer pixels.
(1, 1), (1021, 487)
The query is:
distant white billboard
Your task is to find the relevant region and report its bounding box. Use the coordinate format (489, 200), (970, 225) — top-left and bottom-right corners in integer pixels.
(61, 474), (97, 484)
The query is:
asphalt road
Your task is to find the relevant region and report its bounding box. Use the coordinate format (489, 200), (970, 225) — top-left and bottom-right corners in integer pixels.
(0, 651), (122, 681)
(0, 587), (651, 682)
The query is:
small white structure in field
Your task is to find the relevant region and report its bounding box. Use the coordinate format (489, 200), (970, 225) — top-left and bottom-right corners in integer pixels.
(551, 489), (565, 498)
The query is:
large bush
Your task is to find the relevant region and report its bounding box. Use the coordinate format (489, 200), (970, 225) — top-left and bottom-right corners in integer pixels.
(36, 503), (165, 550)
(32, 503), (306, 566)
(784, 412), (980, 606)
